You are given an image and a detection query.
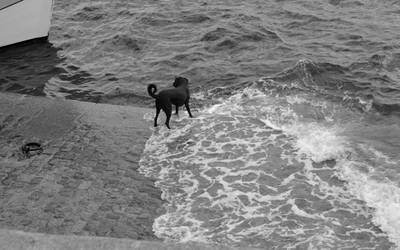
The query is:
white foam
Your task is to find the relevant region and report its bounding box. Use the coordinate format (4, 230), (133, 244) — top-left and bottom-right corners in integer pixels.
(140, 88), (302, 244)
(286, 122), (348, 163)
(139, 86), (397, 248)
(289, 199), (320, 219)
(340, 160), (400, 246)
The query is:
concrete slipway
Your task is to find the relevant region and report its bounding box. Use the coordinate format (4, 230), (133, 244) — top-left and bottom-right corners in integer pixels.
(0, 93), (257, 250)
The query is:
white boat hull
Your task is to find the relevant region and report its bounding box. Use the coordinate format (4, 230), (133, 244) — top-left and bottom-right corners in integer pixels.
(0, 0), (53, 47)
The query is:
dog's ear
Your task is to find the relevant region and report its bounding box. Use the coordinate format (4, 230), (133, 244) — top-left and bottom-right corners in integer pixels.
(181, 77), (189, 85)
(173, 77), (179, 87)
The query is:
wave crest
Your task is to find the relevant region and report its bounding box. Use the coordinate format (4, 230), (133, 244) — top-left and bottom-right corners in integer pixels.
(260, 59), (400, 115)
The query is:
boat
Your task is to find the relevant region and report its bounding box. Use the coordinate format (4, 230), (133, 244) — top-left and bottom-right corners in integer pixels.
(0, 0), (53, 47)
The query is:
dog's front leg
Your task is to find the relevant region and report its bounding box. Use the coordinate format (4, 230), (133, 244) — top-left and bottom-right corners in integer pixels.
(165, 111), (171, 129)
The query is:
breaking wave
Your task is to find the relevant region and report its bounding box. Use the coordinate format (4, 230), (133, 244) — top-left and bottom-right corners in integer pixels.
(139, 82), (400, 249)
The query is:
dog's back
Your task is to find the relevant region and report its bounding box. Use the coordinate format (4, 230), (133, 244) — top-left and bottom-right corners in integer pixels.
(148, 77), (189, 103)
(159, 87), (188, 105)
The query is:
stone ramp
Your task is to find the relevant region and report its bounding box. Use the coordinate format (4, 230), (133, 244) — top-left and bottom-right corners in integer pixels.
(0, 93), (162, 239)
(0, 229), (258, 250)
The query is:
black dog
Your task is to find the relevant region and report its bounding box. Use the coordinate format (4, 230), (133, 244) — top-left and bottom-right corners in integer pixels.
(147, 77), (193, 129)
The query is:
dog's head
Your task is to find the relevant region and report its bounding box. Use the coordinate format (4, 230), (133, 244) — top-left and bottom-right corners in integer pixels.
(173, 76), (189, 88)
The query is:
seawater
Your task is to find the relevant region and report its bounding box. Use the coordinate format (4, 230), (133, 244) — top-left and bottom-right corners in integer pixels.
(139, 74), (400, 248)
(0, 0), (400, 249)
(1, 0), (400, 109)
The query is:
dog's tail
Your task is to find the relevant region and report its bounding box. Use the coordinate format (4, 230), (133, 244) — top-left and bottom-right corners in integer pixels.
(147, 84), (158, 99)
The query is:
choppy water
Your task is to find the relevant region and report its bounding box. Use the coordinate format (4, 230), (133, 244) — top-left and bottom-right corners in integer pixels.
(1, 0), (400, 248)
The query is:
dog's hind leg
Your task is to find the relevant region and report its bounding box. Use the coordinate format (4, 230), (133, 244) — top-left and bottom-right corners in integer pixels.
(161, 103), (172, 129)
(175, 105), (179, 115)
(185, 101), (193, 118)
(165, 108), (172, 129)
(154, 107), (161, 127)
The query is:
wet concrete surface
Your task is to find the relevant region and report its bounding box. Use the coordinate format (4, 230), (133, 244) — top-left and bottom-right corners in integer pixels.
(0, 93), (163, 240)
(0, 229), (259, 250)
